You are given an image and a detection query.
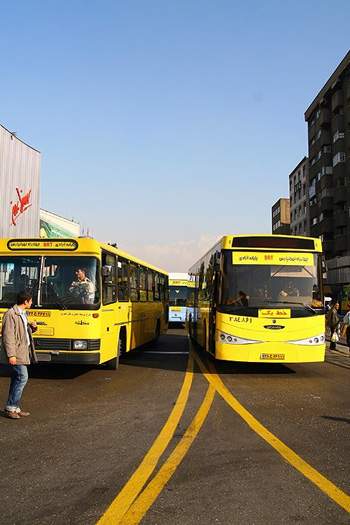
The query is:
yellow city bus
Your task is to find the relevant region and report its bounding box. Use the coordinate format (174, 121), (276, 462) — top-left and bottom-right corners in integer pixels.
(188, 235), (325, 363)
(0, 238), (168, 368)
(168, 274), (195, 325)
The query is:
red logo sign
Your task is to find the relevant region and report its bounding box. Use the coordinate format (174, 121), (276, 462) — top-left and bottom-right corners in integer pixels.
(11, 187), (32, 226)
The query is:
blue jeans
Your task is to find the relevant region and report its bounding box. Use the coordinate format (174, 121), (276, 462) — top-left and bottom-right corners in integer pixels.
(5, 365), (29, 412)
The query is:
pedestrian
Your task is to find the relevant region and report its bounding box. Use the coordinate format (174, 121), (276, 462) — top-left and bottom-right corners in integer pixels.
(341, 306), (350, 355)
(2, 291), (37, 419)
(327, 301), (340, 351)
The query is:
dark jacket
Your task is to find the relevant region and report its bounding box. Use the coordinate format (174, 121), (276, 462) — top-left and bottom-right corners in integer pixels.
(2, 305), (37, 365)
(327, 307), (340, 331)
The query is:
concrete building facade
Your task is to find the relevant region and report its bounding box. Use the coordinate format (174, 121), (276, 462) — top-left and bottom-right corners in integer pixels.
(289, 157), (310, 236)
(272, 198), (290, 234)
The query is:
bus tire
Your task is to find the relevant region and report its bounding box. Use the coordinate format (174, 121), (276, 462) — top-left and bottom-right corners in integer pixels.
(105, 328), (126, 370)
(155, 320), (161, 340)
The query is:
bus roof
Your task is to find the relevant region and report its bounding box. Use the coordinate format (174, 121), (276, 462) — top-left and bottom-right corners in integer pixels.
(0, 238), (168, 276)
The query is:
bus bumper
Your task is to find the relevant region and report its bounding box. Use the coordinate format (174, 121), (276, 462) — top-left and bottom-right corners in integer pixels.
(35, 351), (100, 365)
(214, 342), (325, 363)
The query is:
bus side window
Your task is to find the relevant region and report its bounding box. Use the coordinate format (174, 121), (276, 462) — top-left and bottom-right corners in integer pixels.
(117, 257), (129, 301)
(102, 252), (117, 305)
(129, 263), (139, 302)
(154, 273), (160, 301)
(139, 266), (147, 302)
(147, 271), (154, 301)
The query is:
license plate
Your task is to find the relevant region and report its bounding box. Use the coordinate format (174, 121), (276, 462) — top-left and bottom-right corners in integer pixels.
(260, 353), (285, 360)
(37, 353), (52, 362)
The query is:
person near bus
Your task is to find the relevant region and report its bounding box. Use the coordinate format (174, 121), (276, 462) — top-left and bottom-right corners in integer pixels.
(341, 306), (350, 354)
(327, 301), (340, 351)
(69, 267), (95, 304)
(2, 291), (37, 419)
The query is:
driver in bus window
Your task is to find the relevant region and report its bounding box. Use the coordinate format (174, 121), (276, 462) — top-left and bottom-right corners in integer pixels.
(69, 268), (95, 304)
(227, 290), (249, 307)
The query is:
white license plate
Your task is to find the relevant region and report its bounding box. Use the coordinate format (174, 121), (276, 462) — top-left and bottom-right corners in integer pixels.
(37, 354), (52, 362)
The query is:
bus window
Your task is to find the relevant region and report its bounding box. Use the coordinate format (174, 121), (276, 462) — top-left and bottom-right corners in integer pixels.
(154, 273), (160, 301)
(129, 264), (139, 302)
(0, 256), (40, 307)
(102, 252), (117, 305)
(139, 266), (147, 302)
(41, 256), (100, 309)
(117, 258), (129, 301)
(147, 271), (154, 301)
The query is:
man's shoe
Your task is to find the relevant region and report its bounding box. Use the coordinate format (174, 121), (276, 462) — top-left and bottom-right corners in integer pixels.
(17, 410), (30, 417)
(5, 411), (21, 419)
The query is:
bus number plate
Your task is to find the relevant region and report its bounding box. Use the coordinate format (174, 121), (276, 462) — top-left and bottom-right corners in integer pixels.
(37, 353), (52, 362)
(260, 353), (285, 360)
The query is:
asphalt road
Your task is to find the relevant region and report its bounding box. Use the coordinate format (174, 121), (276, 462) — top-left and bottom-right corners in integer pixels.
(0, 329), (349, 525)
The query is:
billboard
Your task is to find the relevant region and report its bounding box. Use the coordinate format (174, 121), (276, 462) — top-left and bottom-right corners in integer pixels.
(39, 209), (80, 239)
(0, 124), (41, 237)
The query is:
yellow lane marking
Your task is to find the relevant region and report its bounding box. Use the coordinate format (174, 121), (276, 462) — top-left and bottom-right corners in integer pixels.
(193, 351), (350, 514)
(97, 354), (194, 524)
(121, 384), (216, 524)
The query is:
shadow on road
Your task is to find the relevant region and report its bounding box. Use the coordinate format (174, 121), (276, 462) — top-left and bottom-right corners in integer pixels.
(321, 415), (350, 425)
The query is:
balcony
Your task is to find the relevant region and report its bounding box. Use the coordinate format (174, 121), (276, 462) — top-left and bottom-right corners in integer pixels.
(333, 186), (347, 204)
(319, 108), (331, 127)
(331, 90), (343, 112)
(320, 130), (331, 147)
(332, 113), (344, 131)
(320, 196), (333, 211)
(319, 174), (333, 191)
(334, 210), (348, 228)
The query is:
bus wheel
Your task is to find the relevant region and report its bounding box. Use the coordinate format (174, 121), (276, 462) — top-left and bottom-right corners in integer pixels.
(155, 320), (161, 340)
(106, 329), (126, 370)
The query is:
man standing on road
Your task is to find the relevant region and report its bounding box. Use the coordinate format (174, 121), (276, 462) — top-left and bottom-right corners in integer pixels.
(2, 291), (37, 419)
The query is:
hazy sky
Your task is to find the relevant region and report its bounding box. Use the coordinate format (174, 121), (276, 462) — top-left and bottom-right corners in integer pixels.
(1, 1), (349, 270)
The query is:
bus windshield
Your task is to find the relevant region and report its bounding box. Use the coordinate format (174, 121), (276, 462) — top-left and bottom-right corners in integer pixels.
(169, 286), (188, 306)
(220, 252), (323, 314)
(0, 256), (100, 309)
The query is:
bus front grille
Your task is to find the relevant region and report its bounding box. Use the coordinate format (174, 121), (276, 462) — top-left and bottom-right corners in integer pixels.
(34, 338), (101, 351)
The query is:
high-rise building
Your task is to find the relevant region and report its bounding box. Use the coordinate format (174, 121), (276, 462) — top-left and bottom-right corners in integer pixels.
(271, 198), (290, 234)
(289, 157), (310, 236)
(304, 50), (350, 289)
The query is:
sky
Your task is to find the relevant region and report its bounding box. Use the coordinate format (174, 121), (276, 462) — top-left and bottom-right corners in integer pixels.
(1, 1), (349, 271)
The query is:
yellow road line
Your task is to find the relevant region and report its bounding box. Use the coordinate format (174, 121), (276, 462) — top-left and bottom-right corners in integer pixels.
(121, 384), (216, 524)
(97, 354), (194, 524)
(193, 351), (350, 514)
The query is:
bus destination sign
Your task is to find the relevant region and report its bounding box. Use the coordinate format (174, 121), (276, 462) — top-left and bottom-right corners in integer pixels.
(7, 239), (78, 251)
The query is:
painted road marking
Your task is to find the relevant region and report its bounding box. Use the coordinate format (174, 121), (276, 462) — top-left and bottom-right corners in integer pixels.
(193, 351), (350, 514)
(97, 354), (194, 524)
(144, 351), (189, 355)
(121, 384), (216, 524)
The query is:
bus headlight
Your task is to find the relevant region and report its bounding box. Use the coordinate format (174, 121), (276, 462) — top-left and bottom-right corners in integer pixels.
(73, 340), (88, 350)
(289, 334), (325, 345)
(217, 331), (262, 345)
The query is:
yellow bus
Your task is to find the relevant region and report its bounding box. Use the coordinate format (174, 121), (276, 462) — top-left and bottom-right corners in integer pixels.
(0, 238), (168, 368)
(168, 273), (195, 325)
(188, 235), (325, 363)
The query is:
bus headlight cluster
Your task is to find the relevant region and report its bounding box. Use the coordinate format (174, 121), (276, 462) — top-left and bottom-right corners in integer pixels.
(289, 334), (325, 346)
(73, 340), (88, 350)
(217, 330), (262, 345)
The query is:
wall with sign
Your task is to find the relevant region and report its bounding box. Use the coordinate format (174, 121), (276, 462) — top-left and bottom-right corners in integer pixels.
(39, 209), (80, 239)
(0, 124), (41, 237)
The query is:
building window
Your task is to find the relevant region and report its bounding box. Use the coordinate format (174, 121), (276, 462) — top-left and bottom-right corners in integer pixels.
(312, 217), (318, 226)
(323, 145), (331, 154)
(333, 152), (346, 166)
(316, 129), (321, 140)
